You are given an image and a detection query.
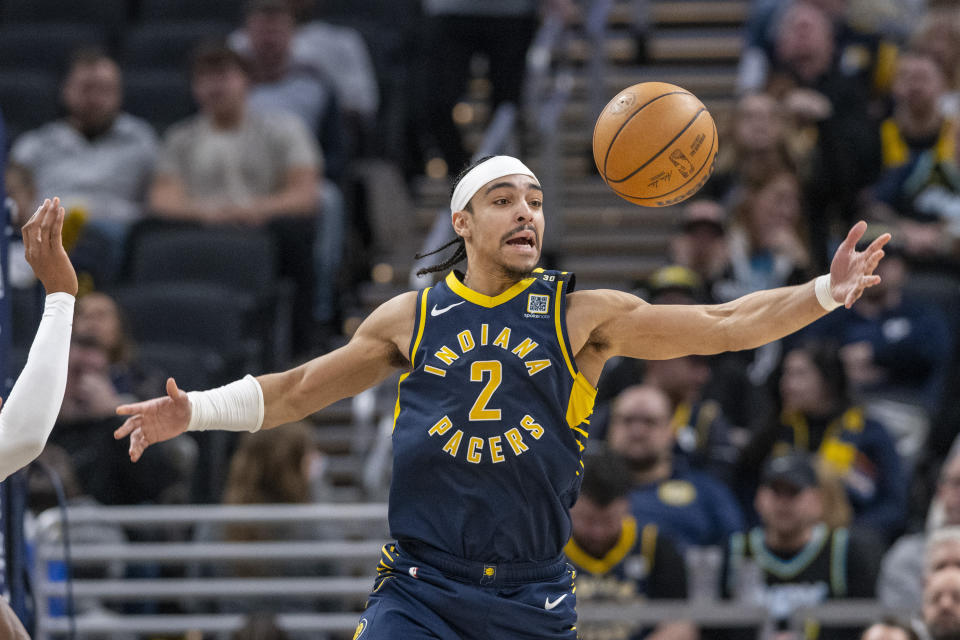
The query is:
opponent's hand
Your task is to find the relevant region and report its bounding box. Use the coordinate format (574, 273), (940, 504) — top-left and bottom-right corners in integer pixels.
(829, 221), (890, 308)
(22, 197), (79, 296)
(114, 378), (191, 462)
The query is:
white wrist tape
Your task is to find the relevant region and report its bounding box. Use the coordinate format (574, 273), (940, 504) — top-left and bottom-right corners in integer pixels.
(187, 374), (264, 432)
(814, 274), (842, 311)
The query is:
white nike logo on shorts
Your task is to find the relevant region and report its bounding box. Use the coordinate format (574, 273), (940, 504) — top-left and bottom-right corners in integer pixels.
(544, 594), (568, 610)
(431, 301), (466, 316)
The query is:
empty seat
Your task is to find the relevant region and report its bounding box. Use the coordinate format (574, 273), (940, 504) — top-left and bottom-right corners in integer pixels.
(0, 70), (59, 143)
(1, 0), (127, 29)
(123, 70), (195, 134)
(113, 282), (263, 377)
(121, 21), (233, 71)
(0, 23), (108, 73)
(138, 0), (245, 23)
(121, 223), (294, 367)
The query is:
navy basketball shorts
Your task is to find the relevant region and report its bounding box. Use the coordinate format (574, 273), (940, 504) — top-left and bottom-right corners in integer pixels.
(353, 541), (578, 640)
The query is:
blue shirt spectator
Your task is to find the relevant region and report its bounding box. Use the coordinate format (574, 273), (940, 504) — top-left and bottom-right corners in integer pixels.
(607, 384), (745, 550)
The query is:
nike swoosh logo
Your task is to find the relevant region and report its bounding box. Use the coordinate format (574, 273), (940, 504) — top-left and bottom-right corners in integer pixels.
(544, 594), (568, 610)
(431, 301), (466, 316)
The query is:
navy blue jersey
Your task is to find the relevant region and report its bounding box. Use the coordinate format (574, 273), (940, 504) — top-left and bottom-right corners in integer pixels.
(389, 269), (596, 563)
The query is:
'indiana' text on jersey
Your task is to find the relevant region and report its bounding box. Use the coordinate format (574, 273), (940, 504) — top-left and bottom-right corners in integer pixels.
(390, 270), (596, 563)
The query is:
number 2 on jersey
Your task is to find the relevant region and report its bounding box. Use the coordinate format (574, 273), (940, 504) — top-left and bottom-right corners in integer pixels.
(469, 361), (502, 421)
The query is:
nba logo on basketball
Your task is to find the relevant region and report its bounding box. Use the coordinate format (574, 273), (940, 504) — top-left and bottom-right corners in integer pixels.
(409, 566), (419, 579)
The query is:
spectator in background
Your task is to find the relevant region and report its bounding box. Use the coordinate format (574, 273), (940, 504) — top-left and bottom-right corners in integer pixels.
(718, 452), (881, 640)
(566, 451), (696, 640)
(860, 620), (919, 640)
(606, 384), (744, 549)
(233, 613), (290, 640)
(924, 567), (960, 640)
(52, 334), (180, 505)
(236, 0), (348, 333)
(738, 342), (907, 540)
(801, 237), (951, 418)
(909, 8), (960, 119)
(415, 0), (575, 174)
(714, 170), (812, 303)
(74, 291), (162, 401)
(670, 200), (729, 302)
(880, 448), (960, 610)
(230, 0), (380, 135)
(148, 42), (321, 353)
(11, 48), (158, 285)
(763, 1), (882, 268)
(869, 50), (957, 254)
(703, 92), (795, 209)
(239, 0), (347, 182)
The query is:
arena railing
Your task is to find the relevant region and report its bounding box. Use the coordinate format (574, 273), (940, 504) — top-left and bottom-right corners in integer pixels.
(32, 503), (914, 639)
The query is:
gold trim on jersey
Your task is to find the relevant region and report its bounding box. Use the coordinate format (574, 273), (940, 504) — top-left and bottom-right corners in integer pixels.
(564, 515), (638, 575)
(566, 372), (597, 430)
(554, 278), (577, 379)
(445, 271), (537, 307)
(394, 287), (432, 433)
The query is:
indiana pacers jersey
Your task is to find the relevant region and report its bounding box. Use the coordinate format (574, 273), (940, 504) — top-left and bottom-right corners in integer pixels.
(390, 269), (596, 564)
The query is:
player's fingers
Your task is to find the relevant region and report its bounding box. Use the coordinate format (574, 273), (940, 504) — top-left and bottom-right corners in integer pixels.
(116, 400), (149, 416)
(114, 416), (140, 439)
(866, 250), (884, 272)
(166, 377), (183, 400)
(838, 220), (868, 253)
(864, 232), (891, 255)
(51, 205), (66, 249)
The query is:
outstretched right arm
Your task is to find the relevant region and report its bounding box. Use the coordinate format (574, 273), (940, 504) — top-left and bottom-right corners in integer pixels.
(115, 291), (418, 461)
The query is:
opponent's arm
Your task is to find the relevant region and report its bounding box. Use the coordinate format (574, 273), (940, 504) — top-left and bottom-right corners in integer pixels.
(571, 222), (889, 367)
(115, 291), (417, 462)
(0, 198), (78, 481)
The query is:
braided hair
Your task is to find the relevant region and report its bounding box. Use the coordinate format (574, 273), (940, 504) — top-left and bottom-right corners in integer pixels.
(414, 156), (496, 276)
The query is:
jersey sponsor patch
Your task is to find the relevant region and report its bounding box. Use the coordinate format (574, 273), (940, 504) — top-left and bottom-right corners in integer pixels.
(526, 293), (550, 315)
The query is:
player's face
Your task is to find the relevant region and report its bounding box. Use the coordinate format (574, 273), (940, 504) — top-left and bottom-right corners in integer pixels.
(570, 496), (628, 558)
(925, 568), (960, 640)
(460, 175), (544, 278)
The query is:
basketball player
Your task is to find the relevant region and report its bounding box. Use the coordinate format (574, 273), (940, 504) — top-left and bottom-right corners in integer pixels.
(115, 156), (889, 639)
(0, 197), (78, 637)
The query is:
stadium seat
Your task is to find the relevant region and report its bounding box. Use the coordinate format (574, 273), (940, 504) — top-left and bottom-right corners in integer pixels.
(121, 21), (234, 72)
(112, 282), (263, 383)
(0, 23), (108, 73)
(0, 70), (59, 144)
(123, 70), (195, 134)
(137, 0), (245, 23)
(121, 223), (295, 367)
(0, 0), (127, 29)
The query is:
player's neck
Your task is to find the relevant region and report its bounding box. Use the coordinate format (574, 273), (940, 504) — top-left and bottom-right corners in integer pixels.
(461, 266), (526, 298)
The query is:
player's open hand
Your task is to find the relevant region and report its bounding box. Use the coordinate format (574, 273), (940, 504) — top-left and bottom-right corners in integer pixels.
(114, 378), (191, 462)
(829, 221), (890, 309)
(22, 197), (78, 296)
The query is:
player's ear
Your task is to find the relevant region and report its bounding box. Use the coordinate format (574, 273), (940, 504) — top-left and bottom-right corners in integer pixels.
(451, 209), (471, 239)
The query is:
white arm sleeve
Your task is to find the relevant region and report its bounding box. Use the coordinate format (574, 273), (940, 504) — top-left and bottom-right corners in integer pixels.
(0, 292), (74, 481)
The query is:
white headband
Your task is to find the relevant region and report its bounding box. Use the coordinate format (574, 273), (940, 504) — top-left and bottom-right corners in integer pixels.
(449, 156), (539, 213)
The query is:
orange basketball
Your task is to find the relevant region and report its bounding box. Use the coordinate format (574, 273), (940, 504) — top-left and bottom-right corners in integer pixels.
(593, 82), (718, 207)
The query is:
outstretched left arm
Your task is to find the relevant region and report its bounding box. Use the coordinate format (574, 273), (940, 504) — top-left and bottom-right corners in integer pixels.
(571, 222), (889, 366)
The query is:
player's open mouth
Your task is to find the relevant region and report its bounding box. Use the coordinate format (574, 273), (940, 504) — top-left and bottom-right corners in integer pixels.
(505, 233), (536, 248)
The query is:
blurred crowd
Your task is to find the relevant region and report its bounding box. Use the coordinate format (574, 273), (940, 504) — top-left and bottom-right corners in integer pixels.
(6, 0), (960, 638)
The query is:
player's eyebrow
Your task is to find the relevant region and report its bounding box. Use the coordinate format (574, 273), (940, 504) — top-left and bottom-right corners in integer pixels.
(484, 181), (543, 195)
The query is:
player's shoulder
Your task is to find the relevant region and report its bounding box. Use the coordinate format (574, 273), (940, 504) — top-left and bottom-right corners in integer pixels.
(567, 288), (648, 320)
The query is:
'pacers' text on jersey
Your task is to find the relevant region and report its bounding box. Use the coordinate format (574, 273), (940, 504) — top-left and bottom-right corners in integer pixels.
(390, 270), (596, 563)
